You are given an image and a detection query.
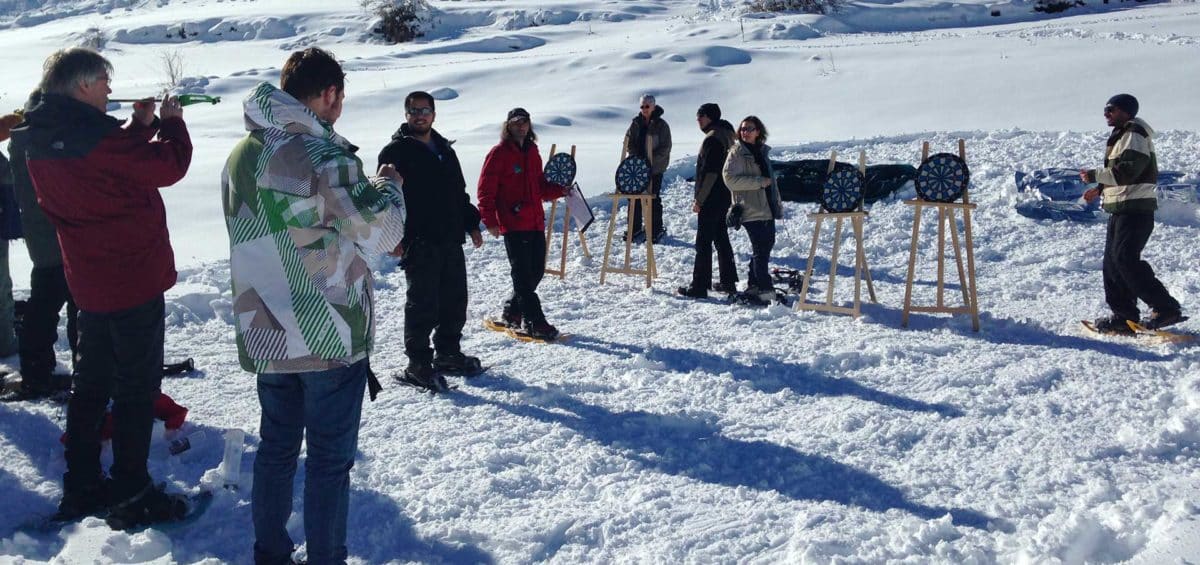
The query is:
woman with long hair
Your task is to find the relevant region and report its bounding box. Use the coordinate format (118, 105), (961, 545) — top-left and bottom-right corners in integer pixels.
(722, 115), (783, 305)
(477, 108), (567, 340)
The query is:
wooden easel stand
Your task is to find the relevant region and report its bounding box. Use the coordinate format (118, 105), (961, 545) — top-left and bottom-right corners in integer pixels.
(543, 144), (591, 279)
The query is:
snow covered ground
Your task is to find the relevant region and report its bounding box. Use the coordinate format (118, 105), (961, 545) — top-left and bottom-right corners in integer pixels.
(2, 0), (1200, 562)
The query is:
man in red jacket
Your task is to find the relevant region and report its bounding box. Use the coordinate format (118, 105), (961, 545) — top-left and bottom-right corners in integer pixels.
(477, 108), (566, 341)
(20, 47), (193, 529)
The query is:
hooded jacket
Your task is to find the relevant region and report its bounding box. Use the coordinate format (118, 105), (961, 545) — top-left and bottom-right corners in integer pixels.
(378, 124), (479, 246)
(1086, 117), (1158, 215)
(695, 119), (736, 208)
(623, 106), (672, 175)
(222, 82), (406, 374)
(21, 92), (191, 313)
(477, 138), (566, 235)
(723, 141), (783, 224)
(9, 91), (64, 268)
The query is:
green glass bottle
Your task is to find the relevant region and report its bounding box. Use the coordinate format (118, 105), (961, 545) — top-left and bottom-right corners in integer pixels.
(177, 94), (221, 106)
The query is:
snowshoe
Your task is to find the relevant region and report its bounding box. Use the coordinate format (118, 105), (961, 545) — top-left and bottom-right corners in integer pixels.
(1083, 315), (1135, 336)
(432, 352), (485, 377)
(522, 321), (560, 342)
(1143, 310), (1186, 331)
(394, 364), (450, 393)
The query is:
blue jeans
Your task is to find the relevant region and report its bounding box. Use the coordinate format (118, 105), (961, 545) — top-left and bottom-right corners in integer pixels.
(252, 359), (368, 565)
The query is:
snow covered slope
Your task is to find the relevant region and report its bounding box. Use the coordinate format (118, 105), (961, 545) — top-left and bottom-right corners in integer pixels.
(2, 0), (1199, 563)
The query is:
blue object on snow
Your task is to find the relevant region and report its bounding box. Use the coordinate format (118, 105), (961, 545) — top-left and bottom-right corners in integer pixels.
(1014, 168), (1090, 201)
(1014, 200), (1102, 222)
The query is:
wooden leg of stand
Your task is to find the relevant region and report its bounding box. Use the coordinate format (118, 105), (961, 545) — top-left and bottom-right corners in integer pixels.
(963, 207), (981, 331)
(827, 217), (844, 307)
(623, 200), (635, 270)
(559, 203), (570, 278)
(948, 208), (969, 306)
(579, 231), (591, 259)
(644, 197), (656, 285)
(600, 198), (619, 285)
(855, 217), (877, 303)
(902, 204), (922, 327)
(936, 207), (947, 309)
(797, 216), (823, 310)
(852, 217), (863, 318)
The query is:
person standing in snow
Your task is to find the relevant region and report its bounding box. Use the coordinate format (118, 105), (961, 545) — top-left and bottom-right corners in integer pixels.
(677, 103), (738, 299)
(22, 47), (192, 528)
(477, 107), (567, 341)
(1080, 94), (1184, 334)
(0, 113), (22, 364)
(622, 94), (672, 243)
(723, 115), (782, 306)
(222, 47), (407, 564)
(2, 91), (79, 403)
(378, 91), (483, 391)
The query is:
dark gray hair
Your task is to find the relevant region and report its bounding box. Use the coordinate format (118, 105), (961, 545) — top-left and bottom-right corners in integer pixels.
(40, 47), (112, 96)
(640, 94), (656, 106)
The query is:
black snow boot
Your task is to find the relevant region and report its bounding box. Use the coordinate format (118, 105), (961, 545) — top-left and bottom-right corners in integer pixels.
(396, 362), (450, 392)
(105, 482), (187, 530)
(1093, 315), (1135, 335)
(433, 352), (484, 376)
(1143, 309), (1185, 330)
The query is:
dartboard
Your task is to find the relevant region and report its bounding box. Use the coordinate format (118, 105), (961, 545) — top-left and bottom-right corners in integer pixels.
(821, 165), (864, 212)
(915, 152), (970, 203)
(544, 152), (577, 187)
(615, 156), (650, 194)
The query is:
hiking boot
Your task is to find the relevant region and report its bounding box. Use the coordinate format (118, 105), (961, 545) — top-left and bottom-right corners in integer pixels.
(1143, 309), (1185, 330)
(651, 228), (667, 244)
(712, 282), (737, 294)
(105, 483), (187, 531)
(623, 230), (645, 243)
(52, 480), (110, 523)
(676, 285), (708, 299)
(501, 309), (522, 329)
(1, 374), (71, 403)
(433, 352), (483, 375)
(1092, 315), (1135, 335)
(523, 320), (560, 342)
(395, 362), (449, 392)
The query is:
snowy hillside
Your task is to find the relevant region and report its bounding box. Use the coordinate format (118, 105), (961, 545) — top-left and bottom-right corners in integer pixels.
(2, 0), (1200, 563)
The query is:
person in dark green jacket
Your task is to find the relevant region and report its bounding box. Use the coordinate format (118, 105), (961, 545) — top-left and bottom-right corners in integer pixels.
(1081, 93), (1183, 333)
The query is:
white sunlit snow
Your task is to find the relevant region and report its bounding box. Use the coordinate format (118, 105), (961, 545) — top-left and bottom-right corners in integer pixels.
(1, 0), (1199, 563)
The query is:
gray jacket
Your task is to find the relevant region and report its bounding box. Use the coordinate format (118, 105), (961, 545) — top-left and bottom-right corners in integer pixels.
(723, 141), (782, 223)
(9, 90), (63, 268)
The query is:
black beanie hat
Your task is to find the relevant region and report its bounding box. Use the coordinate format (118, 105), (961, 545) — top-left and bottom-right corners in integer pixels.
(697, 103), (721, 121)
(1106, 94), (1138, 118)
(507, 107), (530, 122)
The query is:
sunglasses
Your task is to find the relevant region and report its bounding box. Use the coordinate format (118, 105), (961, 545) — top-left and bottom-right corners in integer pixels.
(739, 126), (757, 132)
(640, 105), (652, 109)
(509, 117), (530, 124)
(1103, 105), (1120, 115)
(406, 107), (434, 117)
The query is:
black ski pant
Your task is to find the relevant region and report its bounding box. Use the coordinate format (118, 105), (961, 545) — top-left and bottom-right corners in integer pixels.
(403, 240), (468, 365)
(502, 231), (548, 325)
(631, 173), (665, 236)
(743, 220), (776, 293)
(19, 265), (78, 388)
(1103, 213), (1180, 322)
(691, 203), (738, 290)
(65, 295), (164, 502)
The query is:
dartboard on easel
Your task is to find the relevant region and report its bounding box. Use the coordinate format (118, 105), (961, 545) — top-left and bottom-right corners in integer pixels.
(915, 152), (970, 203)
(821, 164), (865, 213)
(615, 156), (650, 194)
(544, 152), (577, 187)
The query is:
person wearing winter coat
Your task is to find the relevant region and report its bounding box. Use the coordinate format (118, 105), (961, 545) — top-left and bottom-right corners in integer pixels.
(1081, 93), (1183, 334)
(22, 47), (192, 529)
(622, 94), (672, 243)
(0, 114), (22, 362)
(378, 91), (483, 391)
(3, 90), (78, 403)
(677, 103), (738, 299)
(223, 48), (407, 564)
(477, 108), (567, 340)
(723, 115), (783, 306)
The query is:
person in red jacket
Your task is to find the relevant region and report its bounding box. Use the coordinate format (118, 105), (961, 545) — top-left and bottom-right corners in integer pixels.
(477, 108), (567, 341)
(20, 47), (192, 529)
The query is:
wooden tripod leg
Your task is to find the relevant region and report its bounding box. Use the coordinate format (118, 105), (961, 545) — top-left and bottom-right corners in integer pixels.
(623, 199), (635, 270)
(827, 217), (844, 307)
(963, 207), (981, 331)
(947, 208), (969, 306)
(936, 206), (947, 309)
(600, 197), (619, 285)
(902, 203), (922, 327)
(544, 200), (558, 266)
(854, 216), (877, 303)
(851, 217), (863, 317)
(558, 200), (570, 278)
(579, 231), (591, 259)
(644, 196), (657, 284)
(797, 216), (823, 310)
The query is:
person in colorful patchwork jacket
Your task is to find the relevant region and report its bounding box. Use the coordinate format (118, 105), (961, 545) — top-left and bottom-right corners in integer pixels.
(1081, 93), (1183, 334)
(221, 48), (406, 565)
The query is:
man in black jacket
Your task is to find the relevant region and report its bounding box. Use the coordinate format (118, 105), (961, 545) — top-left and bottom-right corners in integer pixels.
(378, 91), (483, 391)
(678, 103), (737, 299)
(622, 94), (671, 243)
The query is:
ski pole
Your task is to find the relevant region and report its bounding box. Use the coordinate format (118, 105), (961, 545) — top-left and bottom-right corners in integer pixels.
(109, 94), (221, 106)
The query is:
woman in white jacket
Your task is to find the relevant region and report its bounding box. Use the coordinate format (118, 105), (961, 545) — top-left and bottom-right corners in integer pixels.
(722, 115), (783, 304)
